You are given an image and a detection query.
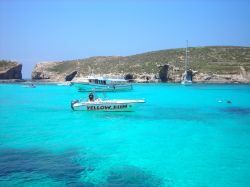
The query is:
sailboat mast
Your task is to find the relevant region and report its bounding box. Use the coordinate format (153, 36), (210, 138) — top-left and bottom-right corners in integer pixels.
(181, 40), (192, 85)
(185, 40), (188, 72)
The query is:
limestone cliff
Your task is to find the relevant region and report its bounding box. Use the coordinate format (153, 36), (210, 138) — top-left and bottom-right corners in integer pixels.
(0, 60), (22, 79)
(31, 46), (250, 83)
(31, 62), (62, 81)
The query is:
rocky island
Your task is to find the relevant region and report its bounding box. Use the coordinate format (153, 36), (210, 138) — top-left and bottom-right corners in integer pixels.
(31, 46), (250, 83)
(0, 60), (22, 82)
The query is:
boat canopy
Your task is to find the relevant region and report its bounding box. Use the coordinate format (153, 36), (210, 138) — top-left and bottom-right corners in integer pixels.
(87, 76), (128, 85)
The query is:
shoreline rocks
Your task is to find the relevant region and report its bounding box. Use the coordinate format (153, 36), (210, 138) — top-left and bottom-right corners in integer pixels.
(31, 62), (61, 80)
(30, 46), (250, 83)
(0, 61), (22, 80)
(31, 64), (250, 84)
(2, 46), (249, 84)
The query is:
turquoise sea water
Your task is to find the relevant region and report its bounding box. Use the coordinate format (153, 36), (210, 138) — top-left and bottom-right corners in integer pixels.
(0, 83), (250, 187)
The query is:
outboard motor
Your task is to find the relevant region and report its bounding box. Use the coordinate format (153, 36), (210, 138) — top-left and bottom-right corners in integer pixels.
(71, 100), (79, 110)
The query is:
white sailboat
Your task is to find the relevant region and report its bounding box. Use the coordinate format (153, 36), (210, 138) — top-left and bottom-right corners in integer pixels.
(181, 41), (193, 85)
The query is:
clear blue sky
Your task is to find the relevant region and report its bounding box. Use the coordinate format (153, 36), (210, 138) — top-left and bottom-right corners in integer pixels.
(0, 0), (250, 78)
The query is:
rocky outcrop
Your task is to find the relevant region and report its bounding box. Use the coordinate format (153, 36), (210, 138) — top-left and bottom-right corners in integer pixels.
(183, 70), (193, 81)
(158, 64), (169, 82)
(124, 74), (134, 82)
(193, 72), (250, 83)
(0, 61), (22, 79)
(31, 62), (250, 84)
(32, 62), (79, 81)
(239, 66), (250, 81)
(157, 64), (182, 82)
(32, 62), (62, 81)
(30, 46), (250, 83)
(65, 71), (78, 81)
(131, 73), (157, 82)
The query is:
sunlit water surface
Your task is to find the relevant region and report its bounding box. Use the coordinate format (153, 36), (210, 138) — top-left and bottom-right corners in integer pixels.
(0, 83), (250, 186)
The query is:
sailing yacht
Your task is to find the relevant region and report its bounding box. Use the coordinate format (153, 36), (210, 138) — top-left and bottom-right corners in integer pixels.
(181, 41), (193, 85)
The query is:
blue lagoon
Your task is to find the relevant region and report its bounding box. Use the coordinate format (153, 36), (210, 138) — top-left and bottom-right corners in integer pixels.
(0, 83), (250, 186)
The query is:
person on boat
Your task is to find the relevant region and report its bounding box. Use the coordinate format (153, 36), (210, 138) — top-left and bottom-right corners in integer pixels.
(88, 92), (94, 102)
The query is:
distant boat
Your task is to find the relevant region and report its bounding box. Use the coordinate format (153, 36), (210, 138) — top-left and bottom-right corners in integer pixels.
(181, 41), (193, 85)
(57, 82), (71, 86)
(72, 75), (133, 92)
(22, 83), (36, 88)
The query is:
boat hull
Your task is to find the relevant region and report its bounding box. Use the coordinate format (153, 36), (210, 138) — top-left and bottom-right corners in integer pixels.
(71, 100), (145, 112)
(181, 80), (192, 85)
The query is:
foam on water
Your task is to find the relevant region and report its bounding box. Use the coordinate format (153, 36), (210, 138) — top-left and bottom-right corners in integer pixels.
(0, 83), (250, 186)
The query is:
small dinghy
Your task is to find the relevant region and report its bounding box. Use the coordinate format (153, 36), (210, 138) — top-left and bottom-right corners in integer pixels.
(22, 83), (36, 88)
(71, 92), (145, 112)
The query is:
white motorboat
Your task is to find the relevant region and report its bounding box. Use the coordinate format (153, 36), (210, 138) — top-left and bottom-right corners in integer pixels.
(22, 83), (36, 88)
(71, 99), (145, 112)
(72, 75), (132, 92)
(71, 93), (145, 112)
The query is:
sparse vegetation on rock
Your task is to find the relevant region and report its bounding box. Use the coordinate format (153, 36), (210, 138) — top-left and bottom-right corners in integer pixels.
(0, 60), (22, 79)
(31, 46), (250, 83)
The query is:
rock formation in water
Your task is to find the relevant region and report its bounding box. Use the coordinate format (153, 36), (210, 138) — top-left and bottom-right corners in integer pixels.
(31, 46), (250, 83)
(65, 71), (78, 81)
(0, 60), (22, 80)
(31, 62), (64, 81)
